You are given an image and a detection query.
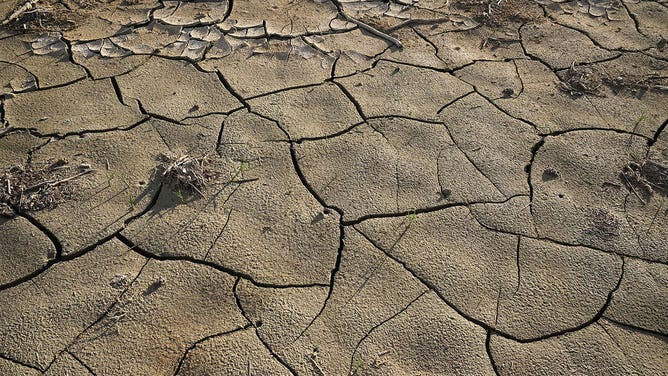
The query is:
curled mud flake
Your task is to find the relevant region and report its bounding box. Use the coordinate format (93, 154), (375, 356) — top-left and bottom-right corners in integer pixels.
(9, 75), (37, 92)
(31, 34), (67, 56)
(182, 38), (208, 60)
(100, 39), (132, 58)
(71, 42), (95, 58)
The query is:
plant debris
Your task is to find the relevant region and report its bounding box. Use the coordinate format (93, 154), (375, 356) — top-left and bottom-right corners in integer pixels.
(559, 61), (668, 99)
(453, 0), (542, 25)
(620, 160), (668, 203)
(156, 153), (215, 198)
(0, 159), (94, 212)
(559, 63), (602, 97)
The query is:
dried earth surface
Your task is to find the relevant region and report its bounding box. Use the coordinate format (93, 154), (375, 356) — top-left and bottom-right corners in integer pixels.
(0, 0), (667, 374)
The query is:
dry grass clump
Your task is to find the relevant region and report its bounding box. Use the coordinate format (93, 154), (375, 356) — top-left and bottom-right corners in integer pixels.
(558, 63), (602, 97)
(621, 160), (668, 204)
(0, 159), (93, 212)
(1, 0), (79, 31)
(156, 153), (215, 198)
(559, 62), (668, 98)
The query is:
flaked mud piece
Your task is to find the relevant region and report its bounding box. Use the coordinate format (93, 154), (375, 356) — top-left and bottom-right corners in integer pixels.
(0, 61), (37, 94)
(201, 38), (334, 98)
(0, 239), (146, 370)
(0, 215), (56, 285)
(0, 160), (94, 212)
(60, 0), (160, 42)
(303, 28), (391, 77)
(69, 259), (247, 375)
(490, 318), (668, 375)
(175, 329), (292, 375)
(0, 34), (87, 88)
(605, 258), (668, 335)
(352, 291), (493, 375)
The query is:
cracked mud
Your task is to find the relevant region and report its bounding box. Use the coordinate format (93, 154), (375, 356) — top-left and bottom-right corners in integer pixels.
(0, 0), (667, 374)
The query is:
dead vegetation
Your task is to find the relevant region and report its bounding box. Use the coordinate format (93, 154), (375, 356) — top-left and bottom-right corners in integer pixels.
(0, 0), (94, 32)
(452, 0), (543, 25)
(621, 159), (668, 204)
(156, 153), (216, 199)
(558, 63), (602, 97)
(0, 159), (94, 212)
(559, 62), (668, 98)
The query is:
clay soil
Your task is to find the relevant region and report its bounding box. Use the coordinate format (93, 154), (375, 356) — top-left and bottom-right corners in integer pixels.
(0, 0), (667, 375)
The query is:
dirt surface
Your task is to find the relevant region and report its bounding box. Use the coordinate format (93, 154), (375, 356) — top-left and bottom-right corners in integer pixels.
(0, 0), (667, 374)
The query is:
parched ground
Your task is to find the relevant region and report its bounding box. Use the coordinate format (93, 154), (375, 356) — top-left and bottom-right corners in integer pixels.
(0, 0), (667, 374)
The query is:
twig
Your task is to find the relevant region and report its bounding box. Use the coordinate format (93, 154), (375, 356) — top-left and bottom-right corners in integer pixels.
(308, 355), (326, 376)
(50, 169), (95, 186)
(332, 2), (403, 49)
(621, 173), (647, 206)
(1, 0), (40, 26)
(24, 168), (94, 192)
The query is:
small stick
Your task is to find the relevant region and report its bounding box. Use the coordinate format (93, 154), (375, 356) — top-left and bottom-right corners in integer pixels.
(1, 0), (40, 26)
(49, 169), (94, 187)
(24, 169), (94, 192)
(337, 11), (403, 49)
(308, 355), (326, 376)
